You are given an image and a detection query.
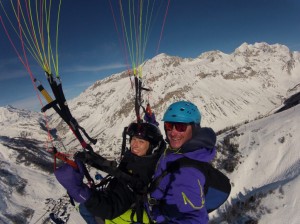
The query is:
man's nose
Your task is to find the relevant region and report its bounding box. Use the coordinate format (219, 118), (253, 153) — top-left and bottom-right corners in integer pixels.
(169, 128), (179, 136)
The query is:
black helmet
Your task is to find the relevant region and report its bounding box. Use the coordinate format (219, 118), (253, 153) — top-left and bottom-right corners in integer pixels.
(126, 122), (163, 149)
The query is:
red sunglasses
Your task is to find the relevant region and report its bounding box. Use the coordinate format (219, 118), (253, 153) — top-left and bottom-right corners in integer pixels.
(164, 122), (189, 132)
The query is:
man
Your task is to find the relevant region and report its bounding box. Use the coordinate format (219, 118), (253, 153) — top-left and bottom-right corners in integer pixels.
(147, 101), (217, 224)
(55, 122), (165, 224)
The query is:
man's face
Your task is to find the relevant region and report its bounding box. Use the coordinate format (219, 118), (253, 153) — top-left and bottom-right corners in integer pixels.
(130, 136), (150, 156)
(165, 122), (193, 150)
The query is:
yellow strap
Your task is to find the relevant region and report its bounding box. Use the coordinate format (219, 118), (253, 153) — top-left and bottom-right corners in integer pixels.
(40, 88), (53, 103)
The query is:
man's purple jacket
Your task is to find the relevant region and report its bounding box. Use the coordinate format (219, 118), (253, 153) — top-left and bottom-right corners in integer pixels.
(148, 127), (217, 224)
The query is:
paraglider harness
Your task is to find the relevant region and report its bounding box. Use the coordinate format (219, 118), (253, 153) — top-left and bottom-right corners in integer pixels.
(39, 71), (160, 223)
(36, 73), (141, 186)
(35, 73), (97, 167)
(89, 73), (160, 224)
(147, 157), (231, 216)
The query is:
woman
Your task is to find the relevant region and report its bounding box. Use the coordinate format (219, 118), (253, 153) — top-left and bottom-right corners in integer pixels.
(55, 122), (165, 224)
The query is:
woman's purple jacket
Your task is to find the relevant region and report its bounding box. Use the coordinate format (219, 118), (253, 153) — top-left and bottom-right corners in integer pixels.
(148, 127), (217, 224)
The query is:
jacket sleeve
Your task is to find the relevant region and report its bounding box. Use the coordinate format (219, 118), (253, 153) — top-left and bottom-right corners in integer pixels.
(84, 178), (135, 220)
(157, 167), (209, 224)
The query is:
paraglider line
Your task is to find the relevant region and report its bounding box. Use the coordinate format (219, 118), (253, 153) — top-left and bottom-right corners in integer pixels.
(156, 0), (170, 55)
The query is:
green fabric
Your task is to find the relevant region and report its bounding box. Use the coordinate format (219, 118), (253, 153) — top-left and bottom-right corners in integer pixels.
(105, 209), (150, 224)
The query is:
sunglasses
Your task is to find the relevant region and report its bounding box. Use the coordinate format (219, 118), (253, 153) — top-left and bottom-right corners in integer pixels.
(164, 122), (190, 132)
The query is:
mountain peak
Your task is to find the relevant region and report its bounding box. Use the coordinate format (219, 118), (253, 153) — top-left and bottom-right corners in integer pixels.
(0, 105), (38, 123)
(234, 42), (290, 55)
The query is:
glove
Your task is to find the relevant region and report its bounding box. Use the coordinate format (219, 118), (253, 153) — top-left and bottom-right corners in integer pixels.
(54, 159), (91, 203)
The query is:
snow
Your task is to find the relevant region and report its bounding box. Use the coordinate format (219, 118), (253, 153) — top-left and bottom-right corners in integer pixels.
(1, 103), (298, 224)
(0, 42), (300, 223)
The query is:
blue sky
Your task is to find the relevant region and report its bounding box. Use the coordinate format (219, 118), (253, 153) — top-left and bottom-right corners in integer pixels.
(1, 0), (300, 111)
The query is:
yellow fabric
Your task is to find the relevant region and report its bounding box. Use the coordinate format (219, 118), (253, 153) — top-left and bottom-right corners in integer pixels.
(105, 209), (150, 224)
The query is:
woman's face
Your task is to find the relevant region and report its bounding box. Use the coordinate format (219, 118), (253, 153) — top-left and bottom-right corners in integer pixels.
(130, 136), (150, 156)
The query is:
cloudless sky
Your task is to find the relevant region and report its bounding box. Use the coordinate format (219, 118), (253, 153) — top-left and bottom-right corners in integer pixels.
(1, 0), (300, 111)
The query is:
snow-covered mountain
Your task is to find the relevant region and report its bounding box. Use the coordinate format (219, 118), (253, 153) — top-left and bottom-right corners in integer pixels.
(211, 103), (300, 224)
(0, 42), (300, 223)
(50, 42), (300, 156)
(0, 106), (67, 224)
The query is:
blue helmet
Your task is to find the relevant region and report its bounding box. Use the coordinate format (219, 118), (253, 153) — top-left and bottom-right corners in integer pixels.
(162, 101), (201, 124)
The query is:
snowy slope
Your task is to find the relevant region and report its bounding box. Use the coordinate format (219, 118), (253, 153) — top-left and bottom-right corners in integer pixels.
(0, 42), (299, 223)
(0, 106), (57, 223)
(1, 100), (299, 224)
(210, 104), (300, 224)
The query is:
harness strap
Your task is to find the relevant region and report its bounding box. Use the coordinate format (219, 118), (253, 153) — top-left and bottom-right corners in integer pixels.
(74, 151), (146, 191)
(148, 157), (231, 215)
(120, 126), (128, 160)
(135, 194), (144, 223)
(36, 75), (97, 150)
(149, 157), (209, 194)
(134, 76), (142, 122)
